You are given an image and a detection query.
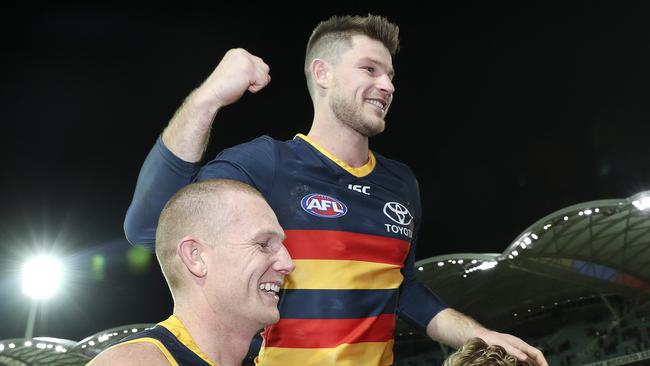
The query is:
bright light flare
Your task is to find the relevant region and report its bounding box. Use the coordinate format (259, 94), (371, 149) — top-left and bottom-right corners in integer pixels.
(22, 256), (63, 299)
(632, 196), (650, 211)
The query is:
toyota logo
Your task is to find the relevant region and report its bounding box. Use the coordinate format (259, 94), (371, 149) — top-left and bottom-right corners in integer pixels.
(383, 202), (413, 226)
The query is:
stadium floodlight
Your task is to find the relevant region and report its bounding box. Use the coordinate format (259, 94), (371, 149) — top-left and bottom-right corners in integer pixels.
(631, 195), (650, 211)
(628, 190), (650, 211)
(22, 256), (63, 300)
(21, 256), (63, 340)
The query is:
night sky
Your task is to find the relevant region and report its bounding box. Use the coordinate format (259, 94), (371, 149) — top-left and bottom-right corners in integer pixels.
(2, 3), (650, 342)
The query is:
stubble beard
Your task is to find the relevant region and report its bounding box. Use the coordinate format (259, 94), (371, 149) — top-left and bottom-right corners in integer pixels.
(330, 91), (385, 137)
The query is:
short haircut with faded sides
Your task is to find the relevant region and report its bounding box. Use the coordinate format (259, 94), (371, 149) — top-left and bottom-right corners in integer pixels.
(443, 338), (526, 366)
(155, 179), (263, 296)
(304, 14), (400, 98)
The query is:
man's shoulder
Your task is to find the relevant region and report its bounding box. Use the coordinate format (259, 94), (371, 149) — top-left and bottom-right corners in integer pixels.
(222, 134), (301, 157)
(373, 150), (416, 177)
(245, 134), (297, 147)
(87, 341), (170, 366)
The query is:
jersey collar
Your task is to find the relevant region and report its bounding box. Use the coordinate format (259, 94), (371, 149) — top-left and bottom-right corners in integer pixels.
(295, 133), (376, 178)
(159, 315), (217, 366)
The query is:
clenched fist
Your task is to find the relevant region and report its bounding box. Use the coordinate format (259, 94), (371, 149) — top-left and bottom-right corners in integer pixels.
(199, 48), (271, 109)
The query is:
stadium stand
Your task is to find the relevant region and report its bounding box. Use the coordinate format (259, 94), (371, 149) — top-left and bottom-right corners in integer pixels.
(392, 191), (650, 365)
(0, 324), (153, 366)
(3, 192), (650, 365)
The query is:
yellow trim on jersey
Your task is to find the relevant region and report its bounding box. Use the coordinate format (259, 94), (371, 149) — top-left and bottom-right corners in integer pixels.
(159, 315), (217, 366)
(117, 337), (179, 366)
(295, 133), (376, 177)
(283, 259), (403, 290)
(256, 340), (394, 365)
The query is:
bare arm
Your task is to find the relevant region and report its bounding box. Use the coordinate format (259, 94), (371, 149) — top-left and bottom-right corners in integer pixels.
(123, 48), (271, 246)
(426, 308), (548, 366)
(87, 342), (170, 366)
(162, 48), (271, 162)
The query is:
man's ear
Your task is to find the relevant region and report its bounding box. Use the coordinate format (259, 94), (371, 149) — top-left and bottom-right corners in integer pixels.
(178, 237), (207, 278)
(310, 58), (330, 92)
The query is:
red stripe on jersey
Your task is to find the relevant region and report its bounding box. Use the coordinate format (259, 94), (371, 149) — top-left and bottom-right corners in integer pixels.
(262, 314), (396, 348)
(284, 230), (410, 266)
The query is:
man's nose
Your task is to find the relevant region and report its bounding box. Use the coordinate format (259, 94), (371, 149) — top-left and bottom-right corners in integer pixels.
(378, 73), (395, 95)
(274, 245), (295, 274)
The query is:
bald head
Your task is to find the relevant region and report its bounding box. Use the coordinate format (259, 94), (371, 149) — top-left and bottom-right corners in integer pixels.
(155, 179), (264, 294)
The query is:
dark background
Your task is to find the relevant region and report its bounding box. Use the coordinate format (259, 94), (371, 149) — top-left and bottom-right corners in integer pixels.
(2, 2), (650, 342)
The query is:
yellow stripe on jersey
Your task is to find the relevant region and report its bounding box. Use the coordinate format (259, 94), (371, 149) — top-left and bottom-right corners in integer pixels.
(295, 133), (376, 177)
(158, 315), (216, 366)
(256, 340), (394, 366)
(283, 259), (403, 290)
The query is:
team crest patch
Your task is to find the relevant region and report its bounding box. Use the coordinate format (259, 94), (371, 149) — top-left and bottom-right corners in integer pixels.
(301, 193), (348, 218)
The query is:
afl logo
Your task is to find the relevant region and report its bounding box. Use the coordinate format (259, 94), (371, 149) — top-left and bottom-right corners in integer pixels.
(301, 194), (348, 218)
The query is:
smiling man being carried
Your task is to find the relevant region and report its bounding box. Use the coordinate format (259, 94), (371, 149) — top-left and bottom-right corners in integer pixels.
(90, 179), (294, 366)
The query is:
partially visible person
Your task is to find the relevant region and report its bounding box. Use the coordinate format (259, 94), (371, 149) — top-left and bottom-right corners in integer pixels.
(443, 337), (528, 366)
(89, 179), (294, 366)
(124, 13), (547, 366)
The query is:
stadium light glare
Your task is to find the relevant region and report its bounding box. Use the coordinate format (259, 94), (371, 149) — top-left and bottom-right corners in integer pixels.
(629, 191), (650, 211)
(22, 255), (64, 339)
(22, 256), (63, 299)
(632, 196), (650, 211)
(476, 261), (498, 271)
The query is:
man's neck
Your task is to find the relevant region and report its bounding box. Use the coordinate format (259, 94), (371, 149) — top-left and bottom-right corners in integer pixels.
(174, 307), (258, 366)
(306, 122), (370, 168)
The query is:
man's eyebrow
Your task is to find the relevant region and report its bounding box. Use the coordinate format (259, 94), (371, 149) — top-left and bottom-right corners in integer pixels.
(359, 57), (395, 78)
(250, 229), (286, 242)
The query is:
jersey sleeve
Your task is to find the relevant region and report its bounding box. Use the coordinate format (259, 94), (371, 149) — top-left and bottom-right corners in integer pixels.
(396, 176), (448, 332)
(397, 242), (448, 332)
(195, 136), (277, 198)
(123, 135), (200, 249)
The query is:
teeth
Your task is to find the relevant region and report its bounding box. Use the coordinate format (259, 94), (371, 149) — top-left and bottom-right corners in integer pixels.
(259, 282), (280, 294)
(367, 99), (385, 110)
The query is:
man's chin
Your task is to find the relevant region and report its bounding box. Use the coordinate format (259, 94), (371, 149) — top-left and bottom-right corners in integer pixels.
(262, 312), (281, 327)
(363, 123), (385, 137)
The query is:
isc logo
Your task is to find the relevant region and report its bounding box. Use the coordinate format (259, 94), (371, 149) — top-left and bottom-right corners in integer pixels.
(348, 184), (371, 195)
(301, 194), (348, 218)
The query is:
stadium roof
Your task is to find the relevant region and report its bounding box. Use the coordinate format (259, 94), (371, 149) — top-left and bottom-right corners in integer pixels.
(0, 324), (154, 366)
(398, 191), (650, 334)
(0, 338), (87, 366)
(6, 192), (650, 364)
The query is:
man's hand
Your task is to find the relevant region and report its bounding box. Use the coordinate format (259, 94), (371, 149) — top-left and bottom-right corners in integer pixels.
(162, 48), (271, 162)
(198, 48), (271, 109)
(427, 308), (548, 366)
(476, 328), (548, 366)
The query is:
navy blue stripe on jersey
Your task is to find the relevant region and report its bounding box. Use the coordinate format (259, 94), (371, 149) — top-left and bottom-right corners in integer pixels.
(120, 325), (211, 366)
(279, 289), (398, 319)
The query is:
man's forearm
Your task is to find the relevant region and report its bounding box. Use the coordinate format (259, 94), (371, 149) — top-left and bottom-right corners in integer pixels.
(426, 308), (485, 348)
(162, 48), (271, 163)
(162, 87), (221, 163)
